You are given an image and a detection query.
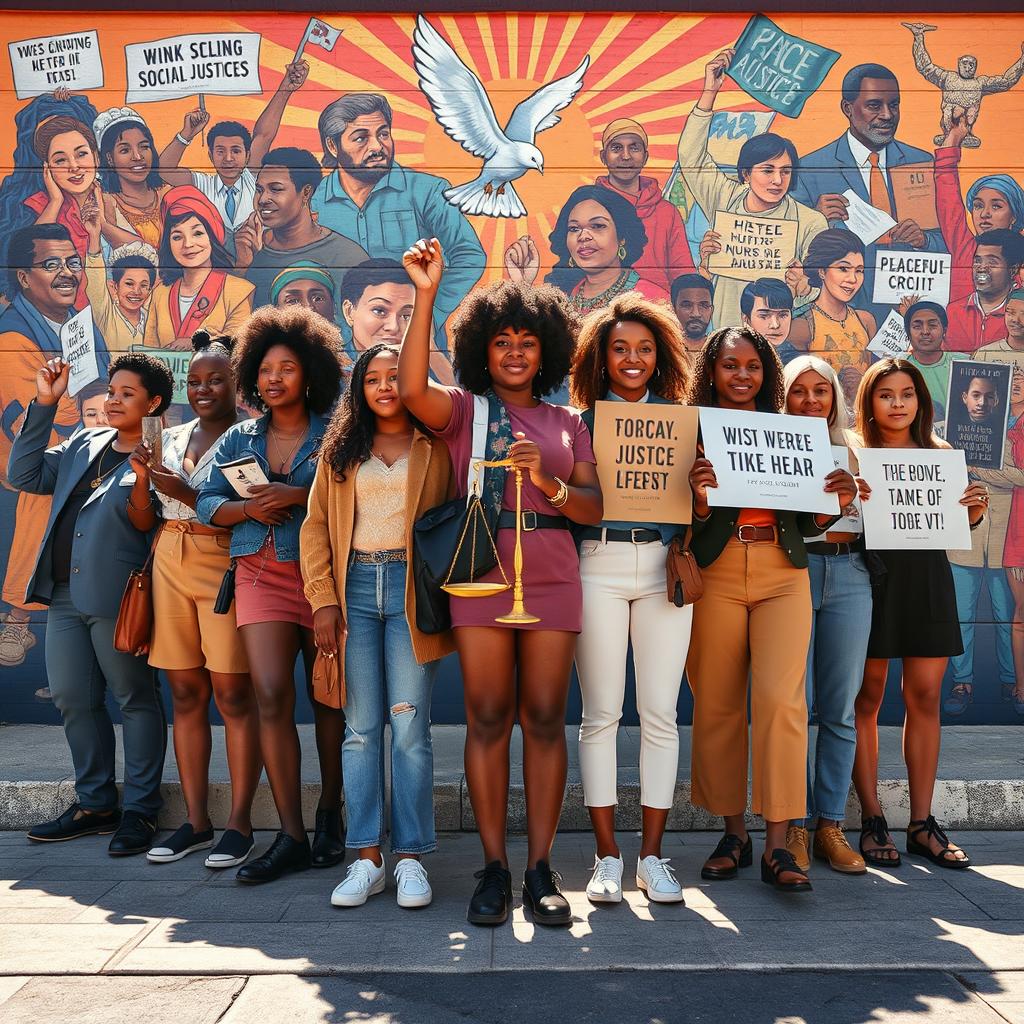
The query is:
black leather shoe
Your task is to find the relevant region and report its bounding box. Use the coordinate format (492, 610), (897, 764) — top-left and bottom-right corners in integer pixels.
(108, 811), (158, 857)
(701, 833), (753, 881)
(28, 803), (120, 843)
(523, 860), (572, 926)
(236, 832), (312, 884)
(311, 808), (346, 868)
(467, 860), (513, 926)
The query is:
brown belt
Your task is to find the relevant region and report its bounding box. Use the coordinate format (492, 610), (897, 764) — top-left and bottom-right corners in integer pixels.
(162, 520), (229, 537)
(734, 524), (777, 543)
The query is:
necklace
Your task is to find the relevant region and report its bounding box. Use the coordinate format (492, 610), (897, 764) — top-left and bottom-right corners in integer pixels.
(813, 302), (850, 327)
(571, 269), (637, 314)
(91, 443), (128, 489)
(269, 424), (306, 473)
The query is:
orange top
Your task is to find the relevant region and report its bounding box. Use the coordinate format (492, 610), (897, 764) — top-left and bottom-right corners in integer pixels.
(736, 508), (777, 529)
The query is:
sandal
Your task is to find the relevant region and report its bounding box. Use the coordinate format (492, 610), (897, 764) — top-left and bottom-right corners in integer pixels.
(859, 815), (901, 868)
(701, 833), (752, 881)
(760, 849), (812, 893)
(906, 815), (971, 870)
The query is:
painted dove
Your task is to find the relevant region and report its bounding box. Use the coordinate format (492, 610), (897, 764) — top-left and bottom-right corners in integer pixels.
(412, 14), (590, 219)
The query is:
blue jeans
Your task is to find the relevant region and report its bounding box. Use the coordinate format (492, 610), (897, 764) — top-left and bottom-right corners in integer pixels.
(950, 564), (1015, 686)
(800, 552), (873, 824)
(45, 585), (166, 816)
(343, 558), (437, 853)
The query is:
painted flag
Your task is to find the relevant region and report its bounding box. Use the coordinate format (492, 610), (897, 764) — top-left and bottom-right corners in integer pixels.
(306, 19), (341, 52)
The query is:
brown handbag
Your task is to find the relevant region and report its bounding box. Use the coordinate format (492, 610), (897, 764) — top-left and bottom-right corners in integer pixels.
(666, 527), (704, 607)
(113, 550), (155, 656)
(312, 649), (346, 709)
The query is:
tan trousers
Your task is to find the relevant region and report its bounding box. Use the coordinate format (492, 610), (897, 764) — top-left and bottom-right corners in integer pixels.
(686, 538), (811, 823)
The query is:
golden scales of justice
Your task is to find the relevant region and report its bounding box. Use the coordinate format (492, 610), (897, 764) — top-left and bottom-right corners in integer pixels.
(441, 457), (539, 624)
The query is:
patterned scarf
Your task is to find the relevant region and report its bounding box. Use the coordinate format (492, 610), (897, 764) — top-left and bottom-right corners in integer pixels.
(482, 390), (514, 513)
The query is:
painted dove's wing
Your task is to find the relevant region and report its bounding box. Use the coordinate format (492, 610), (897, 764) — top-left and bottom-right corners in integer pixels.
(504, 56), (590, 143)
(412, 15), (506, 160)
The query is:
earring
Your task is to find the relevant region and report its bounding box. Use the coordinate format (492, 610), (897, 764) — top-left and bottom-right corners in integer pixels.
(568, 256), (576, 269)
(617, 244), (627, 261)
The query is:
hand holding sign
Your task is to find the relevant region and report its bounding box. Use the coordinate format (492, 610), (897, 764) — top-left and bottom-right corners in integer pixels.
(281, 59), (308, 92)
(702, 49), (735, 97)
(180, 107), (210, 142)
(35, 357), (70, 407)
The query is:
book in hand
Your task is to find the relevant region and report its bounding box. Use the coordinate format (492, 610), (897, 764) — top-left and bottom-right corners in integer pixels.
(218, 456), (270, 497)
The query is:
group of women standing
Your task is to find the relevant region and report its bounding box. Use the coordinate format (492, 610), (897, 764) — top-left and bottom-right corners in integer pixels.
(12, 233), (986, 926)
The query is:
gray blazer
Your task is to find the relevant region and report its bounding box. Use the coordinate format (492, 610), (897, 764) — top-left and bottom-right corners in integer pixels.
(7, 400), (155, 619)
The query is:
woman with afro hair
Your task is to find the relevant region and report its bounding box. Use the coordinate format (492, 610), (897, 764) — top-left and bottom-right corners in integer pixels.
(685, 327), (855, 894)
(567, 293), (693, 905)
(197, 306), (347, 884)
(398, 238), (603, 927)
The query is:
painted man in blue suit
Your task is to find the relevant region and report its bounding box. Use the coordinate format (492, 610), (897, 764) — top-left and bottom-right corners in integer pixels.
(791, 63), (949, 323)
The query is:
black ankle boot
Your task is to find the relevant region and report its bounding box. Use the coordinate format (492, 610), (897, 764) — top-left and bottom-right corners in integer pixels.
(311, 808), (346, 869)
(467, 860), (513, 926)
(523, 860), (571, 926)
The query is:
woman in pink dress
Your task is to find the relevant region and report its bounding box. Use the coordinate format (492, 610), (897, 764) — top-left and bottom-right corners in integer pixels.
(398, 238), (603, 928)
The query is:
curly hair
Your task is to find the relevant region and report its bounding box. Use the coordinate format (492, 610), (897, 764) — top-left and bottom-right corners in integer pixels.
(685, 326), (784, 412)
(449, 279), (579, 398)
(107, 352), (175, 415)
(853, 358), (940, 450)
(545, 184), (649, 295)
(232, 305), (346, 416)
(569, 291), (691, 409)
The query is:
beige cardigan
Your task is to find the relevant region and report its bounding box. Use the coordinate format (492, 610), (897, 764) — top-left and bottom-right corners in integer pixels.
(300, 430), (455, 675)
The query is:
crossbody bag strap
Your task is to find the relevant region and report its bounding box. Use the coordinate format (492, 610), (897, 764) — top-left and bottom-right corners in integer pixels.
(467, 393), (488, 504)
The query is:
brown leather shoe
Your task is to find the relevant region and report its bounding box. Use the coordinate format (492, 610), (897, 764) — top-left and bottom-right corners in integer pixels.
(785, 825), (811, 872)
(813, 822), (867, 875)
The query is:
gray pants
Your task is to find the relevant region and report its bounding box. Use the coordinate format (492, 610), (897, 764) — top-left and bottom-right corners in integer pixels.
(45, 585), (166, 816)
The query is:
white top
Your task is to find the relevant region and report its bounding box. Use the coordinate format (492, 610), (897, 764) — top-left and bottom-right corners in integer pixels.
(190, 168), (256, 233)
(155, 419), (222, 522)
(845, 130), (888, 195)
(353, 454), (408, 553)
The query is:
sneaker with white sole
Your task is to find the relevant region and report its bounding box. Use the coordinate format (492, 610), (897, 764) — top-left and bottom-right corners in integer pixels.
(330, 856), (386, 907)
(394, 858), (432, 908)
(636, 855), (684, 904)
(586, 854), (624, 903)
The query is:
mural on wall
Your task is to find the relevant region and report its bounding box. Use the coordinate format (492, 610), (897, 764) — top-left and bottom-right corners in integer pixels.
(1, 11), (1023, 723)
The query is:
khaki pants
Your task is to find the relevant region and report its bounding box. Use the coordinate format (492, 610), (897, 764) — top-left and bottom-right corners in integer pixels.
(686, 538), (811, 823)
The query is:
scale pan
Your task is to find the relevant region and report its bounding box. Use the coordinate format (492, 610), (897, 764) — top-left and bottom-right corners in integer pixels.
(442, 582), (511, 598)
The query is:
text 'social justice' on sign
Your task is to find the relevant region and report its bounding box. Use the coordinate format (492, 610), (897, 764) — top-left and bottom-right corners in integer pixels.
(124, 33), (263, 103)
(592, 402), (699, 525)
(699, 407), (839, 515)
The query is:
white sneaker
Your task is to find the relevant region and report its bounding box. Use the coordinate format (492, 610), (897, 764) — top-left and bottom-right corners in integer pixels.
(330, 856), (386, 907)
(394, 858), (432, 909)
(637, 855), (684, 904)
(586, 854), (624, 903)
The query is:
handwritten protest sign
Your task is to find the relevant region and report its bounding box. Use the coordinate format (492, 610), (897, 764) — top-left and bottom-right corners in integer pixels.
(726, 15), (840, 118)
(872, 251), (952, 307)
(699, 407), (839, 514)
(856, 447), (970, 550)
(867, 309), (911, 359)
(60, 310), (100, 399)
(706, 211), (798, 283)
(592, 402), (698, 524)
(9, 31), (102, 99)
(131, 345), (191, 405)
(889, 162), (940, 231)
(944, 360), (1011, 468)
(125, 33), (262, 104)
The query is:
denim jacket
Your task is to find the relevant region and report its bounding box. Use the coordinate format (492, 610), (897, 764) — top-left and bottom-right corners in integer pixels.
(196, 412), (328, 561)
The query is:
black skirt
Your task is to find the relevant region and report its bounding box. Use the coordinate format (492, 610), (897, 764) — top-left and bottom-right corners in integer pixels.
(866, 549), (964, 659)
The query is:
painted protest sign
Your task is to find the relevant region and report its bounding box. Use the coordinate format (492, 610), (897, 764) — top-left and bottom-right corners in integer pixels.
(592, 402), (699, 524)
(889, 162), (940, 231)
(706, 211), (798, 283)
(872, 251), (952, 307)
(726, 15), (840, 118)
(8, 31), (102, 99)
(125, 33), (262, 104)
(132, 346), (191, 405)
(944, 360), (1011, 468)
(60, 310), (100, 398)
(699, 407), (839, 514)
(856, 447), (970, 550)
(867, 309), (911, 359)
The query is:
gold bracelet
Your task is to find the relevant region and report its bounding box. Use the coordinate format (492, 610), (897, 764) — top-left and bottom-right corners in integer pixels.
(128, 494), (154, 512)
(548, 477), (569, 508)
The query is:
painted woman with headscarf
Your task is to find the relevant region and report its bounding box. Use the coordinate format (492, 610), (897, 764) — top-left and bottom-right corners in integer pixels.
(144, 186), (254, 349)
(936, 119), (1024, 300)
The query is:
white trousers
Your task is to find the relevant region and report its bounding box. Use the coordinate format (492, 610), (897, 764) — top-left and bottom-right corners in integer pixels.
(575, 538), (693, 809)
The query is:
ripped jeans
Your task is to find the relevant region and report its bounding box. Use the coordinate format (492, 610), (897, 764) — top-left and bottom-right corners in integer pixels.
(343, 557), (437, 853)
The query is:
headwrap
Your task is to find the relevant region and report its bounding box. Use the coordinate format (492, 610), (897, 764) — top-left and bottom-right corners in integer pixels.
(966, 174), (1024, 232)
(160, 185), (226, 245)
(1010, 288), (1024, 303)
(269, 260), (336, 305)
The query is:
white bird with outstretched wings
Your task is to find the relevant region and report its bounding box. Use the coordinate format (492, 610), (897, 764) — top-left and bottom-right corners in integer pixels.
(412, 14), (589, 219)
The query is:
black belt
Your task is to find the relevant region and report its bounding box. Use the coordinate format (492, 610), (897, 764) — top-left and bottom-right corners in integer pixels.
(578, 526), (662, 544)
(497, 510), (570, 532)
(805, 540), (862, 556)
